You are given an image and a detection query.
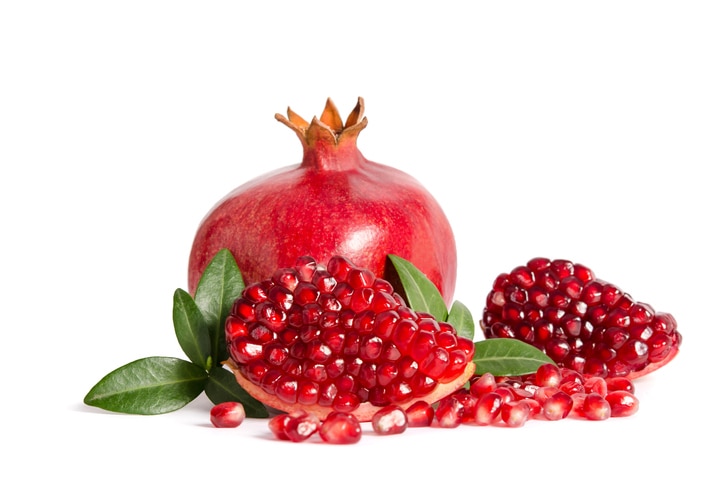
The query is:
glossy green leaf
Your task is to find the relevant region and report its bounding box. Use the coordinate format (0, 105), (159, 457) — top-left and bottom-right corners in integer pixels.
(84, 357), (208, 415)
(205, 367), (269, 418)
(472, 339), (554, 376)
(193, 249), (245, 365)
(447, 300), (475, 340)
(172, 288), (212, 370)
(386, 254), (448, 322)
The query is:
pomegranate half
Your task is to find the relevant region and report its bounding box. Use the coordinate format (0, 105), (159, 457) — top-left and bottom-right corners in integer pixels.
(188, 98), (457, 305)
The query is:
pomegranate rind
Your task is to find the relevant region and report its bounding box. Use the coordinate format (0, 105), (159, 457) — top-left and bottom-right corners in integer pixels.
(224, 359), (476, 422)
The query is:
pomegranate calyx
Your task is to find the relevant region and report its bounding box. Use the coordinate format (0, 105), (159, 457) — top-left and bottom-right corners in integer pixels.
(275, 97), (368, 148)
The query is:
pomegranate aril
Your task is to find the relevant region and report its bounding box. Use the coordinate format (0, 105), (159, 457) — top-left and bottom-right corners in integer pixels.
(332, 391), (361, 413)
(210, 402), (246, 428)
(606, 377), (635, 394)
(533, 385), (560, 405)
(521, 398), (542, 417)
(534, 363), (562, 388)
(405, 400), (434, 427)
(542, 391), (573, 421)
(470, 373), (497, 397)
(493, 386), (515, 404)
(584, 376), (608, 396)
(582, 393), (611, 420)
(606, 390), (640, 417)
(371, 405), (408, 435)
(452, 392), (478, 423)
(435, 396), (465, 428)
(473, 392), (503, 425)
(285, 411), (322, 442)
(268, 412), (292, 440)
(319, 412), (362, 444)
(501, 400), (530, 427)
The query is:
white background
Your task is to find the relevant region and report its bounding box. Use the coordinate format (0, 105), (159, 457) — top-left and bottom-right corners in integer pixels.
(2, 1), (724, 479)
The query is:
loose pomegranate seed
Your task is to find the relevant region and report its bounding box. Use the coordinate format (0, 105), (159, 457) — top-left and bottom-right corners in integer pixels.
(267, 410), (320, 442)
(319, 412), (362, 444)
(534, 363), (562, 388)
(521, 398), (542, 417)
(542, 391), (573, 421)
(452, 392), (478, 423)
(470, 372), (497, 397)
(268, 412), (292, 440)
(606, 377), (635, 394)
(473, 392), (503, 425)
(533, 385), (560, 405)
(210, 402), (246, 428)
(371, 405), (408, 435)
(435, 396), (465, 428)
(606, 390), (640, 417)
(584, 376), (608, 396)
(582, 393), (611, 420)
(405, 400), (434, 427)
(501, 400), (530, 427)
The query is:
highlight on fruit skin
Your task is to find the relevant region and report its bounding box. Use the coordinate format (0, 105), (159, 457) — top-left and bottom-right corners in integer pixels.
(223, 255), (475, 422)
(187, 97), (457, 307)
(480, 257), (682, 380)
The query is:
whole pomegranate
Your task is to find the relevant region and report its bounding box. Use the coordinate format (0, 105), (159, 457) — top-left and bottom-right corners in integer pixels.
(188, 98), (457, 305)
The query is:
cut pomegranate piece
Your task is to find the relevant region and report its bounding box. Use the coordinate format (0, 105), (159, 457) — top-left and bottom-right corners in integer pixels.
(481, 258), (682, 379)
(225, 255), (475, 422)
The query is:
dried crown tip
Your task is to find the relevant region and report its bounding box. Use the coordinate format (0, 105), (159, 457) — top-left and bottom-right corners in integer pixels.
(275, 97), (367, 145)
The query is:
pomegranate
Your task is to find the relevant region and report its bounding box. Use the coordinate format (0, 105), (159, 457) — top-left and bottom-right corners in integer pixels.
(188, 97), (457, 305)
(480, 257), (682, 379)
(223, 255), (475, 422)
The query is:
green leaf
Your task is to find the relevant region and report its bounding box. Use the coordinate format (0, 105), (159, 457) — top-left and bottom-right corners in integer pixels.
(472, 339), (554, 376)
(84, 357), (208, 415)
(447, 300), (475, 340)
(193, 249), (245, 365)
(173, 288), (212, 370)
(205, 367), (269, 418)
(386, 254), (448, 322)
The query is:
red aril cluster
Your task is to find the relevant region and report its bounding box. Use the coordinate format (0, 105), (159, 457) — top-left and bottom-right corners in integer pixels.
(260, 362), (640, 442)
(224, 255), (475, 422)
(480, 257), (682, 379)
(426, 363), (639, 428)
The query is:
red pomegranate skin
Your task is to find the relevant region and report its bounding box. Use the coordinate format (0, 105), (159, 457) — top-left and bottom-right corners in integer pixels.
(188, 98), (457, 305)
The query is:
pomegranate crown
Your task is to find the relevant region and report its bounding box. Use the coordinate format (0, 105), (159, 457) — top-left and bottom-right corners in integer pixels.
(275, 97), (368, 146)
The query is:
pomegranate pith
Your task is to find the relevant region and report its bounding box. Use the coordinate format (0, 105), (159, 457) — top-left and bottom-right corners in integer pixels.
(188, 98), (457, 305)
(225, 255), (475, 422)
(480, 257), (682, 379)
